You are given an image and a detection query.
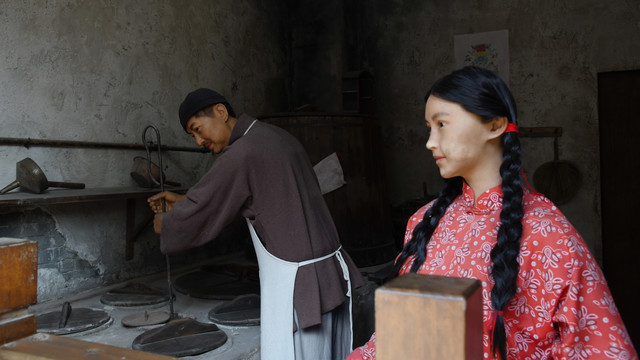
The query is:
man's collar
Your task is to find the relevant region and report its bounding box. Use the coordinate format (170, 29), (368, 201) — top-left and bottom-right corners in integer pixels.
(228, 114), (256, 146)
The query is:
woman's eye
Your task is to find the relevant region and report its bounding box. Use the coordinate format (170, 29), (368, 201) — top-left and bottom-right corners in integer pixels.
(439, 121), (446, 128)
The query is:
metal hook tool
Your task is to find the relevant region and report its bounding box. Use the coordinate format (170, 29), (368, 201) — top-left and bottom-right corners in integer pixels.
(143, 124), (176, 320)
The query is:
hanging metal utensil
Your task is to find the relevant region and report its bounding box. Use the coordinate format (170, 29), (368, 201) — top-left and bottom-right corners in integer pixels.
(143, 124), (176, 320)
(130, 156), (181, 188)
(533, 134), (581, 204)
(0, 157), (85, 194)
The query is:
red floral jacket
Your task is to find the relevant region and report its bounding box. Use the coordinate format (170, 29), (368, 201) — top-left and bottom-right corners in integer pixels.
(348, 183), (637, 360)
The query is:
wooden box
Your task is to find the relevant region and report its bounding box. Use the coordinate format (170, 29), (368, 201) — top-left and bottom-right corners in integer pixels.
(0, 238), (38, 345)
(0, 238), (37, 313)
(375, 273), (483, 360)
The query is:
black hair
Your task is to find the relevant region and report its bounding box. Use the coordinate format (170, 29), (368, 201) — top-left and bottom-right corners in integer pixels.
(393, 66), (523, 359)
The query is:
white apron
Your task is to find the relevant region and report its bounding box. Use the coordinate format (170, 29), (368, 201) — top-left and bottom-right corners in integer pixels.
(245, 219), (353, 360)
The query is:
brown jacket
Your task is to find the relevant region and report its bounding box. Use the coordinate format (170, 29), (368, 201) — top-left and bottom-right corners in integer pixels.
(161, 114), (364, 329)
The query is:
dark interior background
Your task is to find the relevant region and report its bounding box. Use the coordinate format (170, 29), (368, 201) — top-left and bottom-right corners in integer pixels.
(1, 0), (638, 348)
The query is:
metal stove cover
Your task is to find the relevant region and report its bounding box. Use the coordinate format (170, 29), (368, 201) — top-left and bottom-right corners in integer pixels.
(36, 306), (111, 335)
(122, 310), (171, 327)
(132, 318), (228, 357)
(100, 282), (170, 306)
(174, 263), (260, 300)
(208, 294), (260, 326)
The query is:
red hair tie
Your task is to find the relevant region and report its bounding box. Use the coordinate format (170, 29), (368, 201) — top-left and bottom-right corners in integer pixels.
(489, 310), (505, 355)
(490, 310), (504, 333)
(505, 123), (518, 133)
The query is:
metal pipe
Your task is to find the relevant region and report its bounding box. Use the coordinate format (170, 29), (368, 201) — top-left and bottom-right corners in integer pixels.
(0, 137), (206, 153)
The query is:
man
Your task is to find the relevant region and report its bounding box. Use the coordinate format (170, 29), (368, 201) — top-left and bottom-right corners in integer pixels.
(148, 88), (364, 360)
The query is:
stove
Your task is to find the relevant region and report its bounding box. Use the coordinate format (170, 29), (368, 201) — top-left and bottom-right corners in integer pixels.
(29, 255), (261, 360)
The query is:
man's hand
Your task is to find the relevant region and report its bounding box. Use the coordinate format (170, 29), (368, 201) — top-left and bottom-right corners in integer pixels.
(153, 213), (164, 234)
(147, 191), (187, 213)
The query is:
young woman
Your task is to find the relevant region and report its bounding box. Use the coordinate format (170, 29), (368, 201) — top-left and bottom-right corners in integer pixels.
(347, 67), (637, 359)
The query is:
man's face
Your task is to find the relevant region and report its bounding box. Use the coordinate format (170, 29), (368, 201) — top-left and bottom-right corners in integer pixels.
(186, 104), (232, 153)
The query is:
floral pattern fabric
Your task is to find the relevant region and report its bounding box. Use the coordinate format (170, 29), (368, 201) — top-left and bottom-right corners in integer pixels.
(347, 183), (637, 360)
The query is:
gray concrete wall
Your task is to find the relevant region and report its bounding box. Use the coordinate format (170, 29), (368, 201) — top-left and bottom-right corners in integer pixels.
(0, 0), (288, 302)
(346, 0), (640, 263)
(3, 0), (639, 304)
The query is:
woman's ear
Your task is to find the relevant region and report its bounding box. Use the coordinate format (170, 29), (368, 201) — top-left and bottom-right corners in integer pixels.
(487, 116), (509, 140)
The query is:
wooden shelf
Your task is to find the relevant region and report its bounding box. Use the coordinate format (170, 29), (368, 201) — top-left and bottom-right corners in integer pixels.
(0, 186), (187, 261)
(519, 126), (562, 138)
(0, 186), (185, 208)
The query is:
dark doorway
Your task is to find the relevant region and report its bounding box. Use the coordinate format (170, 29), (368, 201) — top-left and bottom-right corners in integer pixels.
(598, 70), (640, 349)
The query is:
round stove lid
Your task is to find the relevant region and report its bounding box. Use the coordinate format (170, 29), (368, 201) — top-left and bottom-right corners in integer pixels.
(208, 294), (260, 326)
(174, 263), (260, 300)
(132, 318), (228, 357)
(100, 282), (170, 307)
(122, 310), (171, 327)
(36, 302), (111, 335)
(174, 270), (260, 300)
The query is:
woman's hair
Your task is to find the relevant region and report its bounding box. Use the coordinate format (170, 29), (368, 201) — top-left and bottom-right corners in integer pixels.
(393, 66), (523, 359)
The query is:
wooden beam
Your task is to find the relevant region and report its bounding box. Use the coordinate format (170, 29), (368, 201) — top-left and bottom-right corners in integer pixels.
(0, 315), (36, 346)
(0, 333), (179, 360)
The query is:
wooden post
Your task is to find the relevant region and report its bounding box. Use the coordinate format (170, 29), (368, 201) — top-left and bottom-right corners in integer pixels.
(375, 273), (483, 360)
(0, 238), (38, 345)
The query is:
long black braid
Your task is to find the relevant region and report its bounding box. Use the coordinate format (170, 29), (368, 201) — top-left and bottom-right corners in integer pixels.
(394, 66), (524, 359)
(391, 176), (462, 275)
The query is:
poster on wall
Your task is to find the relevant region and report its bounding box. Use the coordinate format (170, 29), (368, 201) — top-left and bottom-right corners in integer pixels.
(454, 29), (509, 85)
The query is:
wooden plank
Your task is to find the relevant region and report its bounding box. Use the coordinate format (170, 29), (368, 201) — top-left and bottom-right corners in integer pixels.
(0, 333), (179, 360)
(518, 126), (562, 138)
(0, 316), (36, 346)
(0, 239), (37, 314)
(375, 273), (483, 360)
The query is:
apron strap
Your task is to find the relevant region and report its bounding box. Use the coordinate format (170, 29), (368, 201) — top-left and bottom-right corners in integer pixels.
(335, 250), (354, 350)
(299, 246), (354, 350)
(298, 246), (342, 266)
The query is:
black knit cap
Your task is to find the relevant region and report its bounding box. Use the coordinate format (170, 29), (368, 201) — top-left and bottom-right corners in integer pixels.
(178, 88), (228, 132)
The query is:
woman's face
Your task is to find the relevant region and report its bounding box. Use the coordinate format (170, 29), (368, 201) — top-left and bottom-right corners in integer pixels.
(424, 96), (497, 182)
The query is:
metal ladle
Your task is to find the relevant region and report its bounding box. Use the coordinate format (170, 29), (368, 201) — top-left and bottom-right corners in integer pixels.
(143, 124), (176, 320)
(0, 157), (85, 194)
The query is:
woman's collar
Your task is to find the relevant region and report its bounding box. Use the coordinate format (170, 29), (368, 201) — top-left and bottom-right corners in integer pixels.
(462, 181), (504, 213)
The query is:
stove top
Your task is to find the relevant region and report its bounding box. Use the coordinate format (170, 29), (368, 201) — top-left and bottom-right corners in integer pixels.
(29, 258), (260, 360)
